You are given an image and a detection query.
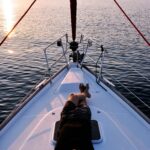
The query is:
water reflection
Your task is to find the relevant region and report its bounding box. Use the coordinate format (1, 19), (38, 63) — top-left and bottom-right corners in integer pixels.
(2, 0), (15, 35)
(8, 50), (14, 54)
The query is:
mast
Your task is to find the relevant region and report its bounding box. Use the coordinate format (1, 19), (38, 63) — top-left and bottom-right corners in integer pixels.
(70, 0), (77, 41)
(69, 0), (79, 62)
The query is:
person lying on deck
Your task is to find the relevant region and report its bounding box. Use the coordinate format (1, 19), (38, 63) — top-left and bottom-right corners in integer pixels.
(55, 83), (94, 150)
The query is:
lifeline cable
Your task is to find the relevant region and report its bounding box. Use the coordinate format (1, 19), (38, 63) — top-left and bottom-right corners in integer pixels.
(0, 0), (37, 46)
(114, 0), (150, 47)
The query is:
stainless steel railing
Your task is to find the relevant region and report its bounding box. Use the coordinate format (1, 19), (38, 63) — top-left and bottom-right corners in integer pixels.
(43, 34), (70, 80)
(42, 34), (150, 115)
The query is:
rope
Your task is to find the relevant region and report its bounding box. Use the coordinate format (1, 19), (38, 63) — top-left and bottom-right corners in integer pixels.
(114, 0), (150, 47)
(0, 0), (37, 46)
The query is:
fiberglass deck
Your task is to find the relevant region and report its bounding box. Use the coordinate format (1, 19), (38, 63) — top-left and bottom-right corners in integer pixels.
(0, 65), (150, 150)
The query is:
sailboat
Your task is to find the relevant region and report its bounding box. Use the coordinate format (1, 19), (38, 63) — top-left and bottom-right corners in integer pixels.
(0, 0), (150, 150)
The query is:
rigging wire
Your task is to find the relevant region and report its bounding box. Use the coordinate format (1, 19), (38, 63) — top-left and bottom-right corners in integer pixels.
(104, 71), (150, 109)
(96, 45), (150, 82)
(0, 0), (37, 46)
(114, 0), (150, 47)
(106, 53), (150, 83)
(84, 39), (150, 82)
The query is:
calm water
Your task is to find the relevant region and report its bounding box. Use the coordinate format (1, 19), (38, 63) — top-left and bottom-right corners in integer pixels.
(0, 0), (150, 124)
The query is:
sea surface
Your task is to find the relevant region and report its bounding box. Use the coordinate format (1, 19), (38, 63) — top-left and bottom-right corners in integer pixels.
(0, 0), (150, 124)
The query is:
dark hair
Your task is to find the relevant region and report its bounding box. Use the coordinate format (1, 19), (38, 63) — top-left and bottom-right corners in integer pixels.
(79, 83), (87, 93)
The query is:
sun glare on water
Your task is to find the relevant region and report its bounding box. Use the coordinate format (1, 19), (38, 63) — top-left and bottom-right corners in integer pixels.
(2, 0), (15, 36)
(8, 50), (14, 54)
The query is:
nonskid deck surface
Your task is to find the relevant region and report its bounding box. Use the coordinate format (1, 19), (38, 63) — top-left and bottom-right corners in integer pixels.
(0, 65), (150, 150)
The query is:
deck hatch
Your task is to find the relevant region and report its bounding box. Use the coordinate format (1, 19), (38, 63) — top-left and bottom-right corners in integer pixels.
(53, 120), (101, 144)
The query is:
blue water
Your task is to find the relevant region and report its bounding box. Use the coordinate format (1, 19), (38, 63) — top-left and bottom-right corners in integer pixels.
(0, 0), (150, 124)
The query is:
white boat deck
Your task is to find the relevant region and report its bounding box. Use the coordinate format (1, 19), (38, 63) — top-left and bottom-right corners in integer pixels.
(0, 64), (150, 150)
